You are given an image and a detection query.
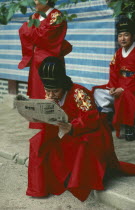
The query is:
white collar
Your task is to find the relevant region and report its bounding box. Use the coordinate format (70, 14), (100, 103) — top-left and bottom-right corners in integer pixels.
(45, 8), (54, 16)
(122, 42), (135, 58)
(58, 92), (67, 107)
(39, 8), (54, 21)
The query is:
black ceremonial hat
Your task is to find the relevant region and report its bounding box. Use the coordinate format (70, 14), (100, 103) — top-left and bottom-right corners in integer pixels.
(116, 16), (135, 34)
(38, 56), (72, 89)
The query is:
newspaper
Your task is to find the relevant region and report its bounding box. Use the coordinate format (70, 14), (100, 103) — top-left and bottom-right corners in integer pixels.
(14, 95), (68, 138)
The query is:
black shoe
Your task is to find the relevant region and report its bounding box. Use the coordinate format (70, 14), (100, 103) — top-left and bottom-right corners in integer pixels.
(107, 112), (114, 131)
(125, 125), (135, 141)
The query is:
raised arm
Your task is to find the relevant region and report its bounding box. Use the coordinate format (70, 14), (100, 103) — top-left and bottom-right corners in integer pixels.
(19, 10), (67, 49)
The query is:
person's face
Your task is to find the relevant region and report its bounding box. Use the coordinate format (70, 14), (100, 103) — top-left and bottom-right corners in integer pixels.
(118, 32), (134, 51)
(33, 0), (49, 11)
(45, 88), (65, 101)
(33, 0), (39, 4)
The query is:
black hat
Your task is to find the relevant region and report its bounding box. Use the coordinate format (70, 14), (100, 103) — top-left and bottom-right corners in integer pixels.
(38, 56), (73, 90)
(116, 17), (135, 34)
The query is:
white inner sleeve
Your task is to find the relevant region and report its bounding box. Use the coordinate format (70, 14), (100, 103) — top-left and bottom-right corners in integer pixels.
(94, 89), (114, 112)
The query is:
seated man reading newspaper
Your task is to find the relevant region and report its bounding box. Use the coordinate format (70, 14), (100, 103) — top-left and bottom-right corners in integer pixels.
(19, 56), (135, 202)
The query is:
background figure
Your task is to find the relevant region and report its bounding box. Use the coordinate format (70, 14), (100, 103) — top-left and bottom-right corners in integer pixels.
(93, 17), (135, 141)
(18, 0), (72, 99)
(27, 56), (135, 202)
(18, 0), (72, 129)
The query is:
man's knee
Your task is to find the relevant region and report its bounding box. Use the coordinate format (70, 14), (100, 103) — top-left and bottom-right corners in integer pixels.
(94, 88), (114, 113)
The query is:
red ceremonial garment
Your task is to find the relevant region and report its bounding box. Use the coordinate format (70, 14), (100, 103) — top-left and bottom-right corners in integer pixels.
(108, 46), (135, 131)
(93, 44), (135, 134)
(26, 83), (135, 201)
(18, 8), (72, 99)
(18, 8), (72, 129)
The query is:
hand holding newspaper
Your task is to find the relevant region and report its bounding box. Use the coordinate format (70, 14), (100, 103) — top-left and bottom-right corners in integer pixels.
(14, 95), (68, 138)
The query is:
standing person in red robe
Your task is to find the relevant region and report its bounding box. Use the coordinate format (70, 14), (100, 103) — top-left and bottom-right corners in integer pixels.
(18, 0), (72, 129)
(93, 17), (135, 141)
(26, 56), (135, 202)
(18, 0), (72, 99)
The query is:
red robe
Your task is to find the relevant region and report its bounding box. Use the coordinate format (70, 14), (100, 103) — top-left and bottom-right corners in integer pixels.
(108, 46), (135, 131)
(18, 8), (72, 129)
(18, 8), (72, 99)
(26, 83), (135, 201)
(93, 45), (135, 133)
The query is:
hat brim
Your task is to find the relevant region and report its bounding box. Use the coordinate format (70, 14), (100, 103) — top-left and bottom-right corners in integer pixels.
(42, 76), (70, 89)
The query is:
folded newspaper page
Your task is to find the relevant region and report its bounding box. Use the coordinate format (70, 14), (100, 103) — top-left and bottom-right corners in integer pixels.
(14, 95), (68, 138)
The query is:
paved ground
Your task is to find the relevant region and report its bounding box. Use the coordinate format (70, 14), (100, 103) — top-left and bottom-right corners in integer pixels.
(0, 99), (135, 210)
(0, 157), (116, 210)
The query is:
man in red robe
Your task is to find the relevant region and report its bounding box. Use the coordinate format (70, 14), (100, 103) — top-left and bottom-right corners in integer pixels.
(93, 17), (135, 141)
(26, 56), (135, 201)
(18, 0), (72, 99)
(18, 0), (72, 129)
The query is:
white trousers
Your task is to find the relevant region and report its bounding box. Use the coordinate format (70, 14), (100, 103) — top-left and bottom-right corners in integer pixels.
(94, 89), (114, 113)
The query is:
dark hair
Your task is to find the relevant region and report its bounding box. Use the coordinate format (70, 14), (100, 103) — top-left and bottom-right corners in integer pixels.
(47, 0), (55, 7)
(41, 76), (73, 91)
(61, 77), (73, 91)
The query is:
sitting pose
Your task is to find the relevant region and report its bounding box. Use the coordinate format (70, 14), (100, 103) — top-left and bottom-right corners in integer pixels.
(26, 56), (135, 201)
(93, 17), (135, 141)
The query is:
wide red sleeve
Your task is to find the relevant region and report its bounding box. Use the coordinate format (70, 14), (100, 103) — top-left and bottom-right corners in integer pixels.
(70, 88), (100, 137)
(107, 52), (120, 88)
(19, 18), (67, 50)
(71, 110), (100, 137)
(18, 10), (72, 69)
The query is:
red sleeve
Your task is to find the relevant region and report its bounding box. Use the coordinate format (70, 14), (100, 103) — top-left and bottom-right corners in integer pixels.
(107, 51), (120, 88)
(19, 12), (67, 50)
(70, 88), (100, 137)
(71, 110), (100, 137)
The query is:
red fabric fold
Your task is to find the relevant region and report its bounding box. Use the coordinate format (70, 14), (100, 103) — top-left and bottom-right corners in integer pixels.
(26, 84), (135, 201)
